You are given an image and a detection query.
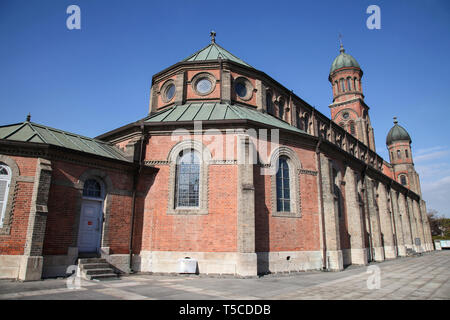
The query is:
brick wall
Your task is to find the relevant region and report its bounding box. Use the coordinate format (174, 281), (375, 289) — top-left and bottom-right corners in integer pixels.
(0, 156), (37, 255)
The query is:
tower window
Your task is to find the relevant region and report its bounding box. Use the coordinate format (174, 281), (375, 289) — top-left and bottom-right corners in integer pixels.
(405, 149), (409, 158)
(399, 175), (407, 186)
(349, 121), (356, 135)
(391, 152), (394, 160)
(397, 150), (401, 159)
(340, 78), (345, 92)
(354, 78), (357, 91)
(347, 78), (352, 91)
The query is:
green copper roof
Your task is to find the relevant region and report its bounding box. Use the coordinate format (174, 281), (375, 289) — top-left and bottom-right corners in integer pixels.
(182, 42), (253, 68)
(0, 121), (130, 161)
(145, 103), (304, 134)
(386, 120), (411, 145)
(330, 46), (360, 74)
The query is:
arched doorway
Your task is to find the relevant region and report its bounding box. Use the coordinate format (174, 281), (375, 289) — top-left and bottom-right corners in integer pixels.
(77, 178), (105, 254)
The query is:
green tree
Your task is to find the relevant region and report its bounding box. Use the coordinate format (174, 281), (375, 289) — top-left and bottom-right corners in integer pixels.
(428, 209), (450, 240)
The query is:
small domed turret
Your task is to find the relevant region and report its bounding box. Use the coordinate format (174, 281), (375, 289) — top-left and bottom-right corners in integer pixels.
(330, 44), (361, 74)
(386, 117), (411, 145)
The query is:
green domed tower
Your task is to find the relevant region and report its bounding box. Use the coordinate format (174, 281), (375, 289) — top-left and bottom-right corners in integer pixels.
(386, 117), (421, 195)
(328, 42), (376, 152)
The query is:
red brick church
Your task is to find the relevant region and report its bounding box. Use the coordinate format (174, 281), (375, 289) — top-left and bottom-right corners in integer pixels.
(0, 33), (433, 280)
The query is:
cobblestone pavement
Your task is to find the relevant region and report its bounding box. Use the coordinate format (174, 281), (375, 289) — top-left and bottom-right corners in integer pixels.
(0, 251), (449, 300)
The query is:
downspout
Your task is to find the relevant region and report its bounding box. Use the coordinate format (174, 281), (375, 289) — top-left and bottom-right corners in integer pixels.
(315, 138), (327, 270)
(129, 122), (146, 273)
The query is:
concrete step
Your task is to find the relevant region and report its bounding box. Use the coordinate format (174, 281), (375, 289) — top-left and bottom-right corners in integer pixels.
(78, 258), (107, 264)
(80, 263), (110, 270)
(87, 273), (119, 281)
(85, 268), (115, 275)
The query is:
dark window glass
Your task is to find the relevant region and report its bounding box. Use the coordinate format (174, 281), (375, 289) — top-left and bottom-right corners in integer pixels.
(165, 84), (175, 101)
(340, 79), (345, 92)
(405, 150), (409, 158)
(235, 82), (247, 98)
(175, 150), (200, 207)
(276, 157), (290, 212)
(266, 92), (274, 114)
(350, 122), (356, 135)
(196, 78), (212, 94)
(397, 150), (401, 159)
(83, 179), (102, 198)
(304, 115), (309, 133)
(347, 78), (352, 91)
(278, 99), (284, 119)
(400, 175), (407, 186)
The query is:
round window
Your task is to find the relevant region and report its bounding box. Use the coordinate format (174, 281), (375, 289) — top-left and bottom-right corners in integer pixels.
(165, 84), (175, 101)
(342, 112), (349, 119)
(235, 82), (247, 98)
(196, 78), (212, 94)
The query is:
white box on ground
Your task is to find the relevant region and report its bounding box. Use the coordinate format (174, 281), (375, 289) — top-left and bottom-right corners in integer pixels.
(178, 257), (197, 273)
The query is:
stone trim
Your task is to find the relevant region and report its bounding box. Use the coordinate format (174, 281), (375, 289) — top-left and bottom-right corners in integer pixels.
(160, 79), (176, 103)
(166, 140), (211, 215)
(269, 147), (302, 218)
(144, 160), (170, 166)
(0, 155), (21, 235)
(299, 169), (318, 176)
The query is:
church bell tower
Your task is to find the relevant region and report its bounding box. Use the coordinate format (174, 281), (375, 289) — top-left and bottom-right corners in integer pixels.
(328, 41), (376, 151)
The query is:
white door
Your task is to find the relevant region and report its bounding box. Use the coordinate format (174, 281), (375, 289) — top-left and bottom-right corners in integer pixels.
(77, 200), (102, 253)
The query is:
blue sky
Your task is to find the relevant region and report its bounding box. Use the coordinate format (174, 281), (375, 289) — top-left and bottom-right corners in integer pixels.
(1, 0), (449, 217)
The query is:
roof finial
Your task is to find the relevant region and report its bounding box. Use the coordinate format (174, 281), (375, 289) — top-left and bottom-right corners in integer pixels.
(210, 30), (216, 44)
(26, 113), (31, 122)
(339, 33), (345, 53)
(393, 116), (398, 124)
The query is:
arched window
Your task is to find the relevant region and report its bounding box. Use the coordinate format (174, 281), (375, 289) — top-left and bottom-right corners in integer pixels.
(354, 78), (357, 91)
(276, 156), (290, 212)
(347, 78), (352, 91)
(303, 114), (309, 133)
(340, 78), (345, 92)
(266, 92), (274, 115)
(405, 149), (409, 158)
(397, 150), (401, 159)
(349, 121), (356, 135)
(296, 109), (301, 130)
(0, 163), (11, 227)
(83, 179), (103, 198)
(175, 150), (200, 207)
(278, 98), (285, 119)
(399, 175), (407, 186)
(335, 81), (339, 93)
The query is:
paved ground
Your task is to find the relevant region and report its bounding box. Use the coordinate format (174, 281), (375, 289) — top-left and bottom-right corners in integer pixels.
(0, 251), (449, 300)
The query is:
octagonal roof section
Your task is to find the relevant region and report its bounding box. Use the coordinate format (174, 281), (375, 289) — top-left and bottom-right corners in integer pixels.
(182, 41), (253, 68)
